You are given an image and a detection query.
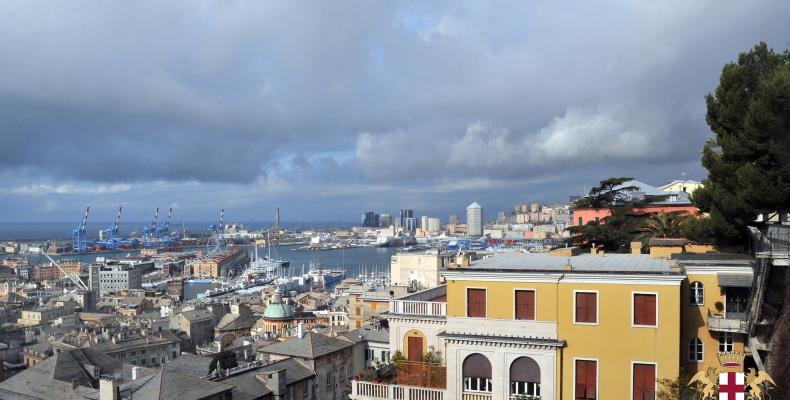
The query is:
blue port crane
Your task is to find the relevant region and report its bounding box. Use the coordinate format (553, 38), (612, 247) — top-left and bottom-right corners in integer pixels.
(71, 206), (90, 252)
(142, 207), (160, 248)
(97, 207), (123, 249)
(156, 207), (176, 246)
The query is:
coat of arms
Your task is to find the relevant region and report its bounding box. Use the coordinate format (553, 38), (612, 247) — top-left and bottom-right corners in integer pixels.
(687, 352), (776, 400)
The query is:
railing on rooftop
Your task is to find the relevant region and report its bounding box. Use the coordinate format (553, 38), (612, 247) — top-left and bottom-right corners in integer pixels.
(392, 300), (447, 317)
(396, 361), (446, 389)
(350, 381), (446, 400)
(750, 225), (790, 257)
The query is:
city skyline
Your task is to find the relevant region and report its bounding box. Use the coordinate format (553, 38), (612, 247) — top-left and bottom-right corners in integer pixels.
(1, 1), (789, 224)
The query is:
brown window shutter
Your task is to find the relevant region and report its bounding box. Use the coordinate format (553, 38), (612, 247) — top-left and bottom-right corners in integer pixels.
(586, 361), (596, 398)
(634, 294), (656, 325)
(516, 290), (535, 320)
(575, 360), (586, 398)
(633, 364), (656, 400)
(576, 292), (596, 323)
(575, 360), (597, 399)
(467, 289), (486, 318)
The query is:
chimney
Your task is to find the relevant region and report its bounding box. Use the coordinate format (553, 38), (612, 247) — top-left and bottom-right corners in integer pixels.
(630, 242), (642, 255)
(132, 366), (140, 380)
(265, 369), (287, 399)
(99, 378), (118, 400)
(564, 263), (573, 271)
(297, 323), (305, 339)
(597, 249), (605, 256)
(590, 247), (597, 254)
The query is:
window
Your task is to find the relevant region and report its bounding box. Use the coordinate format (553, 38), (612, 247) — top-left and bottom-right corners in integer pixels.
(325, 372), (332, 386)
(510, 357), (541, 397)
(467, 288), (486, 318)
(690, 282), (704, 305)
(339, 366), (345, 381)
(719, 332), (734, 352)
(575, 359), (597, 399)
(578, 217), (583, 226)
(515, 290), (536, 320)
(574, 292), (597, 324)
(463, 354), (492, 393)
(689, 338), (703, 362)
(632, 363), (656, 400)
(633, 293), (657, 327)
(382, 351), (390, 362)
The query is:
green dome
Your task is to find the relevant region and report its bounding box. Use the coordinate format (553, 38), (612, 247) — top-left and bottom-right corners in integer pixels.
(264, 301), (294, 320)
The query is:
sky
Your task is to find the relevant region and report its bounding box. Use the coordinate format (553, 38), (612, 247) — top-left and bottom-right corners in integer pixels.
(1, 0), (789, 225)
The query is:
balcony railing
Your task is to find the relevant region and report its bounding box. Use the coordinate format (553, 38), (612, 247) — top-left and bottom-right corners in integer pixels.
(391, 300), (447, 317)
(350, 381), (446, 400)
(396, 361), (446, 388)
(708, 313), (748, 333)
(462, 393), (493, 400)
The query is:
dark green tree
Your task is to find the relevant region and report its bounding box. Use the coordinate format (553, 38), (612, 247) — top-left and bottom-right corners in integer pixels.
(569, 177), (664, 250)
(694, 42), (790, 244)
(208, 350), (238, 375)
(573, 177), (639, 208)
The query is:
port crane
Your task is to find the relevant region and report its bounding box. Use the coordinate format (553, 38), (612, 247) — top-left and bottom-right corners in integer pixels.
(70, 207), (90, 252)
(97, 207), (123, 249)
(142, 208), (160, 248)
(156, 207), (178, 246)
(206, 208), (226, 253)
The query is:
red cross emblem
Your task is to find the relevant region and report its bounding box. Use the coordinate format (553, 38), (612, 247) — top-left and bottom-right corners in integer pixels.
(719, 372), (744, 400)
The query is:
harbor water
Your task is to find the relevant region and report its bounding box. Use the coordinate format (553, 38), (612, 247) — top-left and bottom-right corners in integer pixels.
(4, 243), (399, 299)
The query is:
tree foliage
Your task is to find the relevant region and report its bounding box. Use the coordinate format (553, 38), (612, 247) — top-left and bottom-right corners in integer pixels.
(694, 42), (790, 244)
(638, 211), (688, 241)
(573, 177), (639, 209)
(421, 345), (443, 364)
(569, 177), (655, 250)
(209, 350), (238, 374)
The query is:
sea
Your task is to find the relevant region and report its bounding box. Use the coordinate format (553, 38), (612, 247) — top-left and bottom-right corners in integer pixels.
(0, 237), (397, 300)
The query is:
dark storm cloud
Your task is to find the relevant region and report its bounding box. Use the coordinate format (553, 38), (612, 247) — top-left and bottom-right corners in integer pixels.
(1, 0), (789, 220)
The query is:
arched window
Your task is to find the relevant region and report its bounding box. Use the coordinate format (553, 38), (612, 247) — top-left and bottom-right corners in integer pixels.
(689, 338), (703, 362)
(463, 353), (492, 393)
(690, 282), (704, 305)
(510, 357), (541, 396)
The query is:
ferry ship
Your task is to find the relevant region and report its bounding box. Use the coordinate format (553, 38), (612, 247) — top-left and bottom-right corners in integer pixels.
(308, 267), (346, 287)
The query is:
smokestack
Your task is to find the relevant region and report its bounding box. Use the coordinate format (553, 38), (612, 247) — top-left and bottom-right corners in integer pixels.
(297, 323), (305, 339)
(99, 378), (118, 400)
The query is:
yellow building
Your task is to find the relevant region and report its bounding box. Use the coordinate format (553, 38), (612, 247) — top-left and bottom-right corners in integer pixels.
(657, 179), (704, 195)
(678, 254), (753, 375)
(352, 248), (759, 400)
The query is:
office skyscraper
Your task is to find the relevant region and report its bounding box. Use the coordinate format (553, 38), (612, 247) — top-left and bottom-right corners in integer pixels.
(400, 209), (414, 231)
(467, 202), (483, 236)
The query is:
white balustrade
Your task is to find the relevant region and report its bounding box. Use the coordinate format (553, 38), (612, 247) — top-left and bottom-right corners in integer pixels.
(392, 300), (447, 317)
(351, 380), (446, 400)
(462, 393), (493, 400)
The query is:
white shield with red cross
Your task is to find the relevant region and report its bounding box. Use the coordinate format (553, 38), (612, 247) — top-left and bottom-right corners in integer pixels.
(719, 372), (744, 400)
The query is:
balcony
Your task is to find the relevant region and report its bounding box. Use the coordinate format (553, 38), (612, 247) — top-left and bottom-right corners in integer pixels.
(390, 285), (447, 317)
(396, 361), (446, 389)
(392, 300), (447, 317)
(350, 381), (446, 400)
(462, 394), (493, 400)
(708, 312), (748, 333)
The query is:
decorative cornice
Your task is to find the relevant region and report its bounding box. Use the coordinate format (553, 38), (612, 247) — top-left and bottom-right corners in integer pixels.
(439, 332), (564, 349)
(442, 271), (684, 286)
